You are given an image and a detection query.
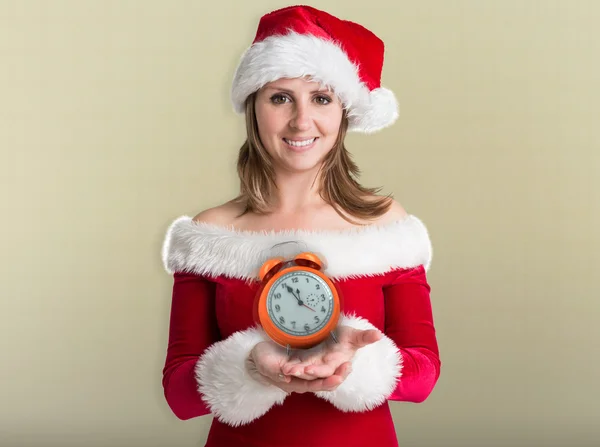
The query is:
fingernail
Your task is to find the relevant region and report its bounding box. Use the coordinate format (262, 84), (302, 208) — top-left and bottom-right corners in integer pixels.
(306, 368), (314, 375)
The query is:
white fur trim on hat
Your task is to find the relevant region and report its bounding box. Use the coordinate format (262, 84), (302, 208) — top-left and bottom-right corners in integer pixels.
(195, 326), (288, 426)
(231, 32), (399, 133)
(162, 214), (432, 281)
(313, 313), (402, 412)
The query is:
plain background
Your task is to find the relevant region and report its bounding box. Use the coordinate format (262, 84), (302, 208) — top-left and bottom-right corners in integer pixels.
(1, 1), (599, 446)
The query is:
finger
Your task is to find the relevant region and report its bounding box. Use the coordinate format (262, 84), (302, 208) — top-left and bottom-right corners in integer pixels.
(285, 376), (321, 394)
(284, 364), (323, 380)
(255, 359), (279, 379)
(280, 358), (305, 376)
(334, 361), (353, 380)
(256, 356), (294, 383)
(304, 363), (337, 378)
(276, 373), (291, 383)
(352, 329), (382, 349)
(319, 374), (343, 391)
(316, 362), (352, 391)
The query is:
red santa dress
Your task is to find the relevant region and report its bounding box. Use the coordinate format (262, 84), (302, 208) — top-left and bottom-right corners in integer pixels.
(161, 214), (441, 447)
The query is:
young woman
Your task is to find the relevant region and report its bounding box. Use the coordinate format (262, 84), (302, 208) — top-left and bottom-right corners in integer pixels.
(161, 5), (440, 446)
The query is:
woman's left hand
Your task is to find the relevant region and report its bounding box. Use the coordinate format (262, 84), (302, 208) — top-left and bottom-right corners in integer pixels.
(281, 326), (382, 381)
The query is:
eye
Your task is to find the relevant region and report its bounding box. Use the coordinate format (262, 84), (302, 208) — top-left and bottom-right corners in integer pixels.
(270, 94), (290, 105)
(315, 95), (332, 105)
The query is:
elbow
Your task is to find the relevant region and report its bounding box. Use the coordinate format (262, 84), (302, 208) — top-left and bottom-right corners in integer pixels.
(411, 363), (440, 403)
(162, 368), (210, 421)
(392, 374), (439, 403)
(406, 382), (437, 403)
(164, 386), (209, 421)
(163, 386), (194, 421)
(391, 353), (441, 403)
(168, 403), (194, 421)
(170, 405), (197, 421)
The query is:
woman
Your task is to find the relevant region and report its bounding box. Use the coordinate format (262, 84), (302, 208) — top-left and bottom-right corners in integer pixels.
(161, 5), (440, 447)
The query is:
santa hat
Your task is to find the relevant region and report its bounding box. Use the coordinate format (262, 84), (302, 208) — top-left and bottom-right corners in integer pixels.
(230, 5), (399, 134)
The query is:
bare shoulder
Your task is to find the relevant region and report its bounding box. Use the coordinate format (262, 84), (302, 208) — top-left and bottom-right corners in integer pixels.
(192, 200), (245, 226)
(366, 195), (408, 225)
(385, 198), (409, 221)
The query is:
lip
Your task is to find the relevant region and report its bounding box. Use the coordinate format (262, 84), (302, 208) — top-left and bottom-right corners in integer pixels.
(282, 137), (318, 151)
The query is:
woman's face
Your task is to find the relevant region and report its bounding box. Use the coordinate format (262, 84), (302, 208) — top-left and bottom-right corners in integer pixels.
(254, 77), (344, 174)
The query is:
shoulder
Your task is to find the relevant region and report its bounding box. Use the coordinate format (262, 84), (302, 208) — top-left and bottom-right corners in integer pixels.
(383, 198), (409, 221)
(192, 200), (245, 226)
(363, 195), (408, 226)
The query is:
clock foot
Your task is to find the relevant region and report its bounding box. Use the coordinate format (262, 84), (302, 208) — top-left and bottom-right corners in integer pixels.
(285, 344), (292, 357)
(330, 330), (339, 344)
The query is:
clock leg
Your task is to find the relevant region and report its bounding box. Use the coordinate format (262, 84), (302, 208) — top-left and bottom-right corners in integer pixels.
(329, 330), (339, 344)
(286, 343), (292, 357)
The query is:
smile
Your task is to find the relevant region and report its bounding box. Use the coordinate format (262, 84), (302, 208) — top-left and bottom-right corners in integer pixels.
(282, 137), (317, 148)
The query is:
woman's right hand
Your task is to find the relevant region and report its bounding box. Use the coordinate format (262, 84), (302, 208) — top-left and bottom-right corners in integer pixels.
(246, 341), (352, 394)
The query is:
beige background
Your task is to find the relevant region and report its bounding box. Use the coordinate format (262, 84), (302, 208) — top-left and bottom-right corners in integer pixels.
(1, 1), (599, 446)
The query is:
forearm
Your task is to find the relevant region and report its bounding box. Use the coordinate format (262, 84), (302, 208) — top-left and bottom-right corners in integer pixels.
(389, 346), (440, 403)
(163, 358), (211, 420)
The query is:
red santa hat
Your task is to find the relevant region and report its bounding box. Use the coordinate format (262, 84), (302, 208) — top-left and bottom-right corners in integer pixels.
(230, 5), (399, 134)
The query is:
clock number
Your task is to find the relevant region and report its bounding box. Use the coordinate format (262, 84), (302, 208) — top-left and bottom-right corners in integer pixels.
(275, 304), (281, 312)
(274, 293), (281, 299)
(291, 321), (296, 329)
(321, 294), (325, 302)
(281, 283), (287, 289)
(292, 277), (298, 283)
(279, 316), (285, 324)
(321, 306), (326, 313)
(306, 278), (309, 283)
(304, 323), (310, 332)
(314, 316), (320, 324)
(315, 284), (320, 290)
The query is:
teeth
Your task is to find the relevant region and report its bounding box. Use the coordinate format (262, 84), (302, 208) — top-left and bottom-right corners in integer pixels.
(284, 138), (316, 147)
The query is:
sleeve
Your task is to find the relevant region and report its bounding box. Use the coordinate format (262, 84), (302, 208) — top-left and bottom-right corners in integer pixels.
(314, 265), (440, 412)
(162, 272), (288, 426)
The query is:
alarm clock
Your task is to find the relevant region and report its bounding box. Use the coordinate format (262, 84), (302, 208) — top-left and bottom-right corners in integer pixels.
(255, 252), (341, 350)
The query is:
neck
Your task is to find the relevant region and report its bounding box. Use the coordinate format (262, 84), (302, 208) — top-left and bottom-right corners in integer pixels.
(270, 168), (325, 214)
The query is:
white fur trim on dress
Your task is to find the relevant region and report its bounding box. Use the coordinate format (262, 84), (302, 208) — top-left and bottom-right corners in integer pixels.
(162, 214), (432, 281)
(314, 314), (402, 412)
(195, 326), (288, 427)
(230, 32), (399, 133)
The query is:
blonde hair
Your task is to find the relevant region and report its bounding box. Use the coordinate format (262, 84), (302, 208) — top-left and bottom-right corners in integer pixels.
(231, 92), (393, 225)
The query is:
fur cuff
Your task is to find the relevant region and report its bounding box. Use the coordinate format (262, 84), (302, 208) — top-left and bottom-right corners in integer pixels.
(195, 326), (288, 426)
(314, 314), (402, 412)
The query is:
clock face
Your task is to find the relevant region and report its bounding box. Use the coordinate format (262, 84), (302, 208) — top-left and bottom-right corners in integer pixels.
(266, 270), (334, 336)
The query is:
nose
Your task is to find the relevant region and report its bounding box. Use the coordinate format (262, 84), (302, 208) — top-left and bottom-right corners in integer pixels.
(289, 102), (311, 131)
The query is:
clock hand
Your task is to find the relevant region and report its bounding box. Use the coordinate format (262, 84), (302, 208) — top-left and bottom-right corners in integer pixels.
(296, 288), (316, 312)
(285, 285), (316, 311)
(285, 285), (303, 305)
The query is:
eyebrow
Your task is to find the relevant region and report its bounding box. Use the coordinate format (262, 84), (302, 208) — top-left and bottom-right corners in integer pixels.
(266, 87), (332, 94)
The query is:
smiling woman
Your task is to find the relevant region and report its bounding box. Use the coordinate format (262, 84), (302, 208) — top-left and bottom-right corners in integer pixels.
(254, 78), (344, 174)
(236, 77), (393, 221)
(160, 5), (440, 447)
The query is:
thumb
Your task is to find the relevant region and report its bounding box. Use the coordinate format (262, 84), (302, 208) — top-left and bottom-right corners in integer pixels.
(351, 328), (382, 349)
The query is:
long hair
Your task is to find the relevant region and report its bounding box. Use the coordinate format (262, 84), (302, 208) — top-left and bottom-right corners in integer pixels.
(231, 92), (393, 225)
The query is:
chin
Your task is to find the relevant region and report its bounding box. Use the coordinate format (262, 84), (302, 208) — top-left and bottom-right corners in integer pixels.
(282, 163), (322, 174)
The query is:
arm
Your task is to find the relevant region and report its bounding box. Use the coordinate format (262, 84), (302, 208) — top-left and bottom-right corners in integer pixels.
(314, 265), (440, 411)
(162, 272), (288, 425)
(383, 265), (440, 402)
(162, 272), (220, 420)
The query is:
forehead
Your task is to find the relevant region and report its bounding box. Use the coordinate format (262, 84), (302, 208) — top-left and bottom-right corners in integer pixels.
(263, 77), (333, 92)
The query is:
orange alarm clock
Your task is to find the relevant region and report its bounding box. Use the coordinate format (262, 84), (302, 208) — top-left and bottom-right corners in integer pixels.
(255, 252), (341, 350)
